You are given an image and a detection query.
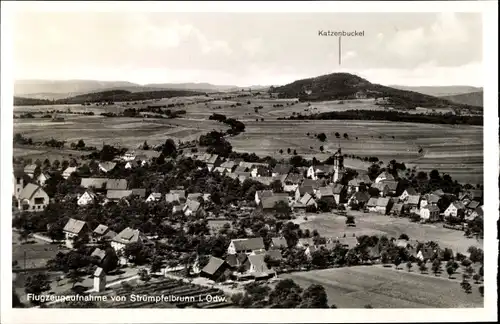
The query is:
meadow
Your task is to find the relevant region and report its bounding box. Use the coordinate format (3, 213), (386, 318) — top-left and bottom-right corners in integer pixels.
(281, 265), (483, 308)
(296, 211), (483, 255)
(13, 94), (483, 183)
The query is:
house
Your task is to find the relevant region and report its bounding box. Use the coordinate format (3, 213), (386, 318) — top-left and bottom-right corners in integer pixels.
(130, 188), (146, 199)
(37, 172), (51, 186)
(172, 204), (186, 215)
(265, 249), (283, 263)
(270, 237), (287, 249)
(225, 253), (249, 269)
(371, 182), (389, 197)
(251, 166), (270, 178)
(347, 175), (371, 193)
(63, 218), (90, 249)
(272, 164), (292, 177)
(375, 171), (394, 184)
(285, 173), (303, 185)
(390, 203), (404, 216)
(200, 256), (231, 281)
(444, 201), (466, 218)
(404, 195), (421, 209)
(235, 172), (251, 182)
(244, 254), (275, 279)
(77, 190), (97, 206)
(207, 219), (232, 235)
(233, 165), (249, 174)
(187, 192), (203, 201)
(302, 178), (325, 189)
(106, 190), (133, 202)
(347, 191), (370, 209)
(337, 236), (358, 249)
(330, 183), (346, 204)
(146, 193), (162, 202)
(62, 166), (77, 179)
(165, 190), (186, 203)
(124, 160), (139, 169)
(111, 227), (151, 253)
(90, 248), (108, 263)
(106, 179), (128, 191)
(295, 185), (315, 202)
(307, 165), (335, 180)
(81, 178), (108, 191)
(399, 187), (418, 201)
(420, 194), (440, 208)
(99, 162), (117, 173)
(227, 237), (265, 255)
(24, 164), (38, 178)
(92, 224), (116, 242)
(297, 192), (316, 208)
(121, 151), (137, 161)
(315, 186), (335, 205)
(465, 206), (483, 221)
(375, 197), (391, 215)
(466, 200), (480, 215)
(255, 190), (273, 205)
(260, 194), (289, 211)
(420, 205), (440, 223)
(17, 183), (50, 211)
(219, 161), (236, 173)
(183, 199), (204, 216)
(382, 180), (398, 196)
(12, 169), (26, 200)
(213, 167), (226, 174)
(366, 197), (378, 212)
(205, 154), (222, 171)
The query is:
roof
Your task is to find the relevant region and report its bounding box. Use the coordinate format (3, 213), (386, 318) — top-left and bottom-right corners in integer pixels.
(383, 180), (398, 191)
(261, 194), (289, 209)
(422, 205), (440, 212)
(473, 206), (484, 216)
(272, 164), (292, 175)
(406, 195), (421, 205)
(337, 237), (358, 249)
(207, 219), (232, 233)
(106, 190), (133, 200)
(312, 165), (335, 174)
(451, 201), (466, 209)
(404, 187), (418, 195)
(467, 200), (480, 209)
(298, 185), (315, 196)
(170, 190), (186, 198)
(371, 182), (388, 192)
(266, 249), (283, 260)
(201, 256), (226, 275)
(131, 188), (146, 198)
(93, 224), (109, 235)
(112, 227), (141, 245)
(366, 197), (378, 207)
(63, 167), (77, 175)
(469, 189), (483, 200)
(376, 171), (394, 182)
(256, 190), (273, 199)
(63, 218), (87, 235)
(302, 179), (324, 189)
(318, 186), (334, 197)
(165, 193), (181, 203)
(147, 193), (162, 200)
(187, 193), (203, 200)
(231, 237), (265, 252)
(91, 248), (107, 261)
(81, 178), (108, 189)
(185, 199), (201, 212)
(351, 191), (370, 203)
(432, 189), (445, 197)
(206, 154), (219, 164)
(271, 237), (287, 248)
(377, 197), (390, 207)
(248, 254), (272, 273)
(106, 179), (128, 190)
(424, 194), (441, 204)
(330, 183), (345, 194)
(391, 203), (404, 212)
(94, 267), (104, 277)
(24, 164), (38, 173)
(299, 192), (314, 205)
(234, 165), (248, 173)
(213, 167), (226, 173)
(220, 161), (235, 169)
(19, 183), (44, 200)
(99, 162), (117, 172)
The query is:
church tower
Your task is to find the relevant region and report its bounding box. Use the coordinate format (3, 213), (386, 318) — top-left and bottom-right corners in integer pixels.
(333, 148), (344, 183)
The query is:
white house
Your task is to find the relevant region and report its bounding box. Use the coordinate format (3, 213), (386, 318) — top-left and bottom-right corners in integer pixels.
(63, 218), (90, 249)
(399, 187), (418, 201)
(62, 167), (77, 179)
(77, 191), (97, 206)
(444, 201), (466, 218)
(17, 183), (50, 212)
(146, 192), (162, 202)
(111, 227), (150, 254)
(37, 172), (51, 186)
(420, 205), (440, 222)
(227, 237), (265, 255)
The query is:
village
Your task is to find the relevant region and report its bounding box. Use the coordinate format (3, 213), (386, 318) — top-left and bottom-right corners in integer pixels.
(11, 136), (485, 308)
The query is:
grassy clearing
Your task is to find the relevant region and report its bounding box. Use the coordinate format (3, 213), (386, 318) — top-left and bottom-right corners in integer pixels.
(281, 266), (483, 308)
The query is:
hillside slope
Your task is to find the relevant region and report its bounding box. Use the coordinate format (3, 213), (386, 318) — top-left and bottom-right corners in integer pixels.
(274, 73), (476, 109)
(440, 91), (483, 108)
(14, 80), (140, 97)
(389, 85), (482, 97)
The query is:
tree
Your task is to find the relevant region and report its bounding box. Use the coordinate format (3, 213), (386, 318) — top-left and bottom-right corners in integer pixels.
(394, 257), (402, 270)
(24, 273), (50, 304)
(279, 149), (283, 154)
(460, 280), (472, 294)
(398, 234), (409, 241)
(343, 133), (348, 139)
(76, 139), (86, 149)
(320, 146), (324, 152)
(364, 304), (373, 308)
(467, 246), (483, 264)
(317, 133), (327, 142)
(472, 274), (481, 284)
(300, 284), (329, 308)
(431, 259), (441, 276)
(162, 139), (177, 157)
(419, 262), (427, 274)
(478, 286), (484, 297)
(446, 266), (455, 278)
(406, 261), (413, 272)
(287, 148), (291, 154)
(67, 269), (84, 289)
(138, 269), (151, 282)
(465, 266), (474, 278)
(335, 132), (340, 138)
(345, 215), (355, 226)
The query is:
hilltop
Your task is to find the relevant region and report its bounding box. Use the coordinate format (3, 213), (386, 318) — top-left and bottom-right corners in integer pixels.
(440, 91), (483, 108)
(274, 73), (477, 109)
(14, 89), (204, 106)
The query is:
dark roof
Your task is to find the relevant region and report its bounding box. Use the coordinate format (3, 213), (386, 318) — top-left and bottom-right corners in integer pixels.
(391, 203), (404, 212)
(256, 190), (274, 199)
(201, 256), (226, 275)
(469, 189), (483, 200)
(423, 205), (440, 212)
(383, 180), (398, 191)
(106, 190), (133, 200)
(91, 248), (107, 261)
(432, 189), (445, 197)
(231, 237), (265, 252)
(298, 185), (315, 196)
(266, 249), (283, 260)
(318, 186), (334, 197)
(131, 188), (146, 198)
(330, 183), (345, 194)
(404, 187), (418, 195)
(63, 218), (87, 234)
(406, 195), (421, 205)
(271, 237), (287, 248)
(351, 191), (370, 203)
(285, 173), (303, 184)
(451, 201), (466, 209)
(234, 165), (249, 173)
(272, 164), (292, 175)
(302, 179), (324, 189)
(93, 224), (109, 235)
(81, 178), (108, 189)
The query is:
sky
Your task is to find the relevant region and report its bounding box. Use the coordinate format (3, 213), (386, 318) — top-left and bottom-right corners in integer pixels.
(13, 11), (483, 87)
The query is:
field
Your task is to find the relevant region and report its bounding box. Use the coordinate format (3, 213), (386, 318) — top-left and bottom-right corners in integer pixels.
(281, 266), (483, 308)
(13, 94), (483, 183)
(295, 211), (483, 255)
